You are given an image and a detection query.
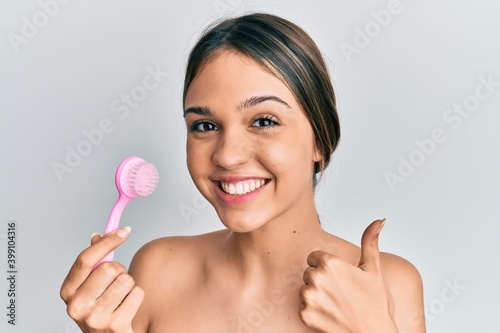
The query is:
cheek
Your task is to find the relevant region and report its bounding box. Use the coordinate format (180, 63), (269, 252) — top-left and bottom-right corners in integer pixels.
(186, 139), (206, 178)
(261, 131), (315, 179)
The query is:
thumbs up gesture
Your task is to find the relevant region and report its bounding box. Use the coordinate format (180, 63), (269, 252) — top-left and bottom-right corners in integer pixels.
(299, 219), (400, 333)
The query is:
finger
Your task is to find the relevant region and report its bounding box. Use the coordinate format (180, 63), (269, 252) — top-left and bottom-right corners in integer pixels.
(72, 261), (128, 308)
(94, 272), (136, 314)
(66, 262), (128, 320)
(298, 283), (310, 304)
(302, 266), (315, 285)
(358, 218), (385, 271)
(113, 286), (145, 326)
(60, 227), (131, 302)
(306, 250), (328, 268)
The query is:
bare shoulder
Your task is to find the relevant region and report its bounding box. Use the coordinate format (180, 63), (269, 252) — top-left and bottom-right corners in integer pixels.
(379, 252), (426, 332)
(129, 229), (228, 332)
(320, 231), (423, 289)
(380, 252), (423, 287)
(322, 232), (426, 332)
(129, 229), (228, 279)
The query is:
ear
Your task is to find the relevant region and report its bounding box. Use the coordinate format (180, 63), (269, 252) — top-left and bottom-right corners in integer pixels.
(313, 143), (322, 163)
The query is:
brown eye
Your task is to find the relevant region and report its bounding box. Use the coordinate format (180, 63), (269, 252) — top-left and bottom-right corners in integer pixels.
(252, 117), (278, 128)
(190, 121), (218, 133)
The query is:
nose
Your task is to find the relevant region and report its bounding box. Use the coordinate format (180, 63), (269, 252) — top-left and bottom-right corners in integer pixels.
(212, 127), (252, 170)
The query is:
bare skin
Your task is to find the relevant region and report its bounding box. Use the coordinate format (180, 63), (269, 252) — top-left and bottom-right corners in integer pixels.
(130, 225), (424, 333)
(60, 51), (426, 332)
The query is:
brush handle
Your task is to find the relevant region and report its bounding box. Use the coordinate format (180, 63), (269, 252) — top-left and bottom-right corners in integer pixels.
(95, 194), (133, 267)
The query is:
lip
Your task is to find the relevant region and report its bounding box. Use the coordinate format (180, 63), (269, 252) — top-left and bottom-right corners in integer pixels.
(214, 175), (270, 183)
(211, 176), (271, 204)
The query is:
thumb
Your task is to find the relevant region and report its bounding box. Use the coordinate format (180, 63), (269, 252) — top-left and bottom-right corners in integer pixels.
(358, 218), (385, 271)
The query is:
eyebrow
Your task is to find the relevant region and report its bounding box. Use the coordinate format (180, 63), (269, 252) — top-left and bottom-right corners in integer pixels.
(238, 95), (291, 111)
(183, 106), (213, 117)
(183, 95), (291, 117)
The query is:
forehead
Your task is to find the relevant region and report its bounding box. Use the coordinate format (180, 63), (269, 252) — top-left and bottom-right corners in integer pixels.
(184, 50), (297, 109)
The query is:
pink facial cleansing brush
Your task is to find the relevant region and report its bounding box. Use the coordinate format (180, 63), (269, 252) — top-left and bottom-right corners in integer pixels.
(96, 156), (159, 266)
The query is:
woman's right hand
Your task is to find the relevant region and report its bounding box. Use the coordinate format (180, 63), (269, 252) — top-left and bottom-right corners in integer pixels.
(60, 227), (145, 333)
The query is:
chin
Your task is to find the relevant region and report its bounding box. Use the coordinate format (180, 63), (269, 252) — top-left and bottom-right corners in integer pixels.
(216, 210), (269, 233)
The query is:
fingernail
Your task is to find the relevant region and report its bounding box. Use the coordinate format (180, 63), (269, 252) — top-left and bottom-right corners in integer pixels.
(90, 232), (99, 239)
(117, 226), (131, 238)
(377, 218), (386, 234)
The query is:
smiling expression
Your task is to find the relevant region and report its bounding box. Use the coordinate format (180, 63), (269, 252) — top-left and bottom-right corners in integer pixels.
(184, 50), (321, 232)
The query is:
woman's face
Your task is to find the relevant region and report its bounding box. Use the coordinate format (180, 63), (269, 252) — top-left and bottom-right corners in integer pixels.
(184, 50), (321, 232)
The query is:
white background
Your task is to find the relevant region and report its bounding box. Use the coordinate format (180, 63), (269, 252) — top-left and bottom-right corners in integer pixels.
(1, 0), (499, 332)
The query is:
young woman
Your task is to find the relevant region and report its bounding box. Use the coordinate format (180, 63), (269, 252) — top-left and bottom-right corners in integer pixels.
(60, 13), (425, 333)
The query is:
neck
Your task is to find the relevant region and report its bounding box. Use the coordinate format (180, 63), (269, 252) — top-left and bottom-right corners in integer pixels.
(224, 197), (330, 283)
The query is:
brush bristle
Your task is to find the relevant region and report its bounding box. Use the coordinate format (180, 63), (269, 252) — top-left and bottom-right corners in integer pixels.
(120, 159), (159, 197)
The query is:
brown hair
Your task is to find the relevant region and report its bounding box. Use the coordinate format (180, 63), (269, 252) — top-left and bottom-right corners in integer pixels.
(183, 13), (340, 187)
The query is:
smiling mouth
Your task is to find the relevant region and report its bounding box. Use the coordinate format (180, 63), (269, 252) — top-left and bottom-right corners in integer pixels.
(217, 179), (271, 195)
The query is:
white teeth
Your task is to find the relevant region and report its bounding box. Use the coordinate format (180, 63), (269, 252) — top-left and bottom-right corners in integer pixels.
(235, 183), (244, 195)
(220, 179), (268, 196)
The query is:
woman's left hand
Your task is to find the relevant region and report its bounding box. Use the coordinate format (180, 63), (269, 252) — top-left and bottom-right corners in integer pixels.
(299, 219), (399, 333)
